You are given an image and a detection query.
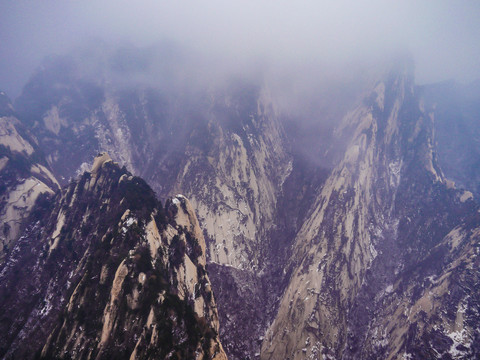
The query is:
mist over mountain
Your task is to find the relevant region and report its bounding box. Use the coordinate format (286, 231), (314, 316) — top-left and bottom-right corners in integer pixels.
(2, 1), (480, 97)
(1, 2), (480, 360)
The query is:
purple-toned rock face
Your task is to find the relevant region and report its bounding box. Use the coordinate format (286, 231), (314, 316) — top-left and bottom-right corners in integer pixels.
(0, 155), (226, 359)
(1, 47), (479, 359)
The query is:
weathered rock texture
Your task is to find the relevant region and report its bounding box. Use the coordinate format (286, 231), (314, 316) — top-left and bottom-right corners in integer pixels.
(0, 154), (227, 360)
(0, 92), (59, 262)
(262, 63), (480, 359)
(8, 49), (480, 359)
(14, 58), (295, 358)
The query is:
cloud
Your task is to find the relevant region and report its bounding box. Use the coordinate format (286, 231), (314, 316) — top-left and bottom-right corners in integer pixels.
(1, 0), (479, 98)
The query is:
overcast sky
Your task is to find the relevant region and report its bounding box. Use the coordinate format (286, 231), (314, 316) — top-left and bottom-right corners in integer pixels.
(1, 0), (479, 98)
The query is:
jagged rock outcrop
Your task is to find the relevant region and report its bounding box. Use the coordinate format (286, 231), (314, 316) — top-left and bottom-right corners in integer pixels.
(11, 50), (480, 359)
(15, 61), (291, 270)
(262, 64), (480, 359)
(0, 154), (227, 359)
(0, 93), (59, 261)
(15, 57), (293, 358)
(174, 86), (291, 271)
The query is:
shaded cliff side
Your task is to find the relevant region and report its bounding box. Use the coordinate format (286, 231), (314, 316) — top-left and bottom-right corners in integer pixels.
(262, 64), (480, 359)
(0, 92), (59, 262)
(0, 154), (227, 360)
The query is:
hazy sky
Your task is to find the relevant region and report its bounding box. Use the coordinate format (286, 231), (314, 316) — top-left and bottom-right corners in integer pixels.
(1, 1), (480, 98)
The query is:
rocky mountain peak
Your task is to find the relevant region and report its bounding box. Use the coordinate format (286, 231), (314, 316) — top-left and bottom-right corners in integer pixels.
(262, 67), (480, 359)
(0, 156), (227, 359)
(169, 194), (208, 265)
(90, 152), (113, 174)
(2, 52), (479, 359)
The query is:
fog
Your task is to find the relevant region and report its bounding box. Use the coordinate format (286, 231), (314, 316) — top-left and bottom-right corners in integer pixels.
(1, 1), (480, 99)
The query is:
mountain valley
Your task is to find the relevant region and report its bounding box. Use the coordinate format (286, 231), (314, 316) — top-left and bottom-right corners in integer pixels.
(0, 48), (479, 359)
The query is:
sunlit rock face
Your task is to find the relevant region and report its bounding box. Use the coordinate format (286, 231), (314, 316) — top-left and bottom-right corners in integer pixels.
(0, 155), (227, 360)
(262, 63), (480, 359)
(0, 93), (59, 262)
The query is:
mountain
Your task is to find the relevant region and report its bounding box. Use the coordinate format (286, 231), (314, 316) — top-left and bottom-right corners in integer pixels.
(0, 153), (227, 359)
(262, 63), (480, 359)
(13, 54), (298, 358)
(0, 92), (59, 262)
(420, 80), (480, 199)
(5, 47), (480, 359)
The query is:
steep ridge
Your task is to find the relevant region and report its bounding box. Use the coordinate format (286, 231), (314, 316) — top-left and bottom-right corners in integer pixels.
(14, 60), (291, 270)
(15, 62), (291, 270)
(15, 59), (294, 358)
(168, 86), (293, 358)
(0, 92), (59, 261)
(262, 63), (480, 359)
(15, 57), (291, 268)
(0, 154), (227, 359)
(12, 52), (480, 359)
(173, 85), (291, 271)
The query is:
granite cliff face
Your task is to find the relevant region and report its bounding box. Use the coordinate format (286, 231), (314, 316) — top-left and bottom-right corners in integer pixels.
(0, 154), (227, 359)
(4, 49), (480, 359)
(14, 57), (295, 358)
(0, 92), (59, 262)
(15, 61), (292, 272)
(262, 64), (480, 359)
